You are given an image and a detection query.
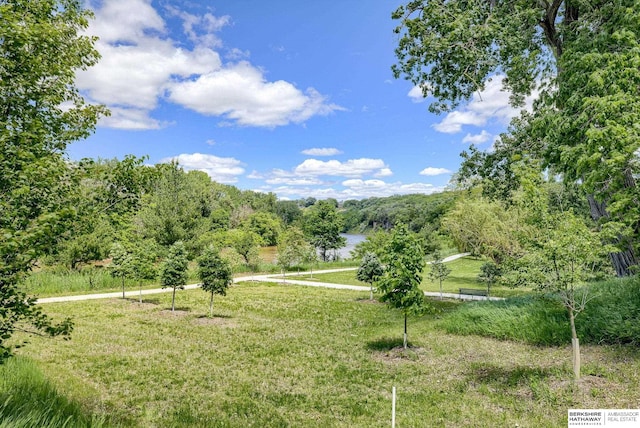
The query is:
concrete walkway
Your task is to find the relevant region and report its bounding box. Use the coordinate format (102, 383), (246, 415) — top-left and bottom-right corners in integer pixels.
(36, 253), (502, 304)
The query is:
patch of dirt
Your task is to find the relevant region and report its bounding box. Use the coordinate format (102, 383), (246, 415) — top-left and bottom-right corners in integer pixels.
(552, 374), (623, 404)
(373, 345), (426, 363)
(356, 298), (382, 304)
(131, 302), (157, 309)
(158, 309), (190, 317)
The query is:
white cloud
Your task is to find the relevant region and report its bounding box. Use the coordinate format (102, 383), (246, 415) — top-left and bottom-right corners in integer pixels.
(341, 179), (387, 188)
(462, 130), (492, 145)
(408, 85), (427, 103)
(263, 180), (443, 200)
(99, 107), (168, 130)
(226, 48), (250, 60)
(265, 177), (325, 186)
(166, 6), (230, 48)
(375, 168), (393, 177)
(161, 153), (245, 183)
(78, 0), (342, 129)
(419, 167), (452, 176)
(433, 77), (537, 134)
(167, 62), (343, 127)
(247, 170), (263, 179)
(301, 148), (343, 156)
(293, 158), (389, 177)
(252, 158), (396, 195)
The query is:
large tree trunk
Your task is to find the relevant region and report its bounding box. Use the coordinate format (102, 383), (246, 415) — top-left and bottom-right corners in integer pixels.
(587, 194), (637, 276)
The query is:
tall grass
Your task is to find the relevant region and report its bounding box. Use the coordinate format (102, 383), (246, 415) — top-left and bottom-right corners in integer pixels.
(579, 277), (640, 344)
(23, 268), (159, 297)
(440, 276), (640, 346)
(440, 295), (570, 345)
(0, 357), (108, 428)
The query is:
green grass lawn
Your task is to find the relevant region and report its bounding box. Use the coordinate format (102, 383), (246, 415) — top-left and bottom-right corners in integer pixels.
(9, 282), (640, 427)
(296, 257), (532, 298)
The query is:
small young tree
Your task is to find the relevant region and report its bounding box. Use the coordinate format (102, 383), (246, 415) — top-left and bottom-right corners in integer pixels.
(428, 250), (451, 300)
(377, 225), (427, 349)
(277, 227), (314, 278)
(508, 212), (610, 379)
(160, 241), (189, 312)
(109, 242), (133, 299)
(198, 246), (233, 317)
(357, 252), (384, 300)
(478, 261), (502, 297)
(301, 244), (319, 278)
(130, 243), (157, 303)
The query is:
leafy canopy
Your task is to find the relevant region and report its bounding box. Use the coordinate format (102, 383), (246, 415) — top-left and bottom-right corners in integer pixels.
(0, 0), (107, 361)
(198, 246), (233, 298)
(377, 225), (427, 316)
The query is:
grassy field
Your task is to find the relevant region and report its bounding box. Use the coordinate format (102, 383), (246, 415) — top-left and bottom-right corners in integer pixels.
(9, 281), (640, 427)
(295, 257), (531, 298)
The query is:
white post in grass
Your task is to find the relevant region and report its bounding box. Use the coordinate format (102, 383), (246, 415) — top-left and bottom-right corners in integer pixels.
(392, 386), (396, 428)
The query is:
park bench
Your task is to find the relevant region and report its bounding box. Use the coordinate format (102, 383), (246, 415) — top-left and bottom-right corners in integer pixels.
(459, 288), (488, 297)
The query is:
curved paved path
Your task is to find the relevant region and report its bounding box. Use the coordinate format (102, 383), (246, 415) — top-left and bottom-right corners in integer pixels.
(36, 253), (502, 304)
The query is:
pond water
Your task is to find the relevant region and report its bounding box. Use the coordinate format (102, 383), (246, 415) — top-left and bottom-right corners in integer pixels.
(336, 234), (367, 260)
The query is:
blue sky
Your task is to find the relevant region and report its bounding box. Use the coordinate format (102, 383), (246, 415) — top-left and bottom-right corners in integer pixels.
(69, 0), (533, 200)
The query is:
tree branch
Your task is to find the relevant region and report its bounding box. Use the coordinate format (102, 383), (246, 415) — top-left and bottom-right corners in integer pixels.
(538, 0), (564, 60)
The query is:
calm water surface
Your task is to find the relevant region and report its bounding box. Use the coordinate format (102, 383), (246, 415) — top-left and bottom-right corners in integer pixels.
(337, 234), (366, 260)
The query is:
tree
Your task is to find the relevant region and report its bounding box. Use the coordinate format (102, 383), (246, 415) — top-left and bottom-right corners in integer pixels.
(357, 252), (384, 300)
(478, 261), (502, 298)
(377, 225), (427, 349)
(226, 229), (261, 267)
(275, 200), (302, 226)
(301, 244), (319, 279)
(276, 227), (312, 276)
(351, 230), (389, 260)
(242, 212), (282, 247)
(303, 200), (346, 262)
(0, 0), (107, 361)
(427, 250), (451, 300)
(109, 242), (133, 299)
(136, 164), (210, 252)
(505, 212), (610, 379)
(197, 246), (233, 318)
(392, 0), (640, 275)
(442, 194), (521, 263)
(130, 242), (158, 304)
(160, 242), (189, 312)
